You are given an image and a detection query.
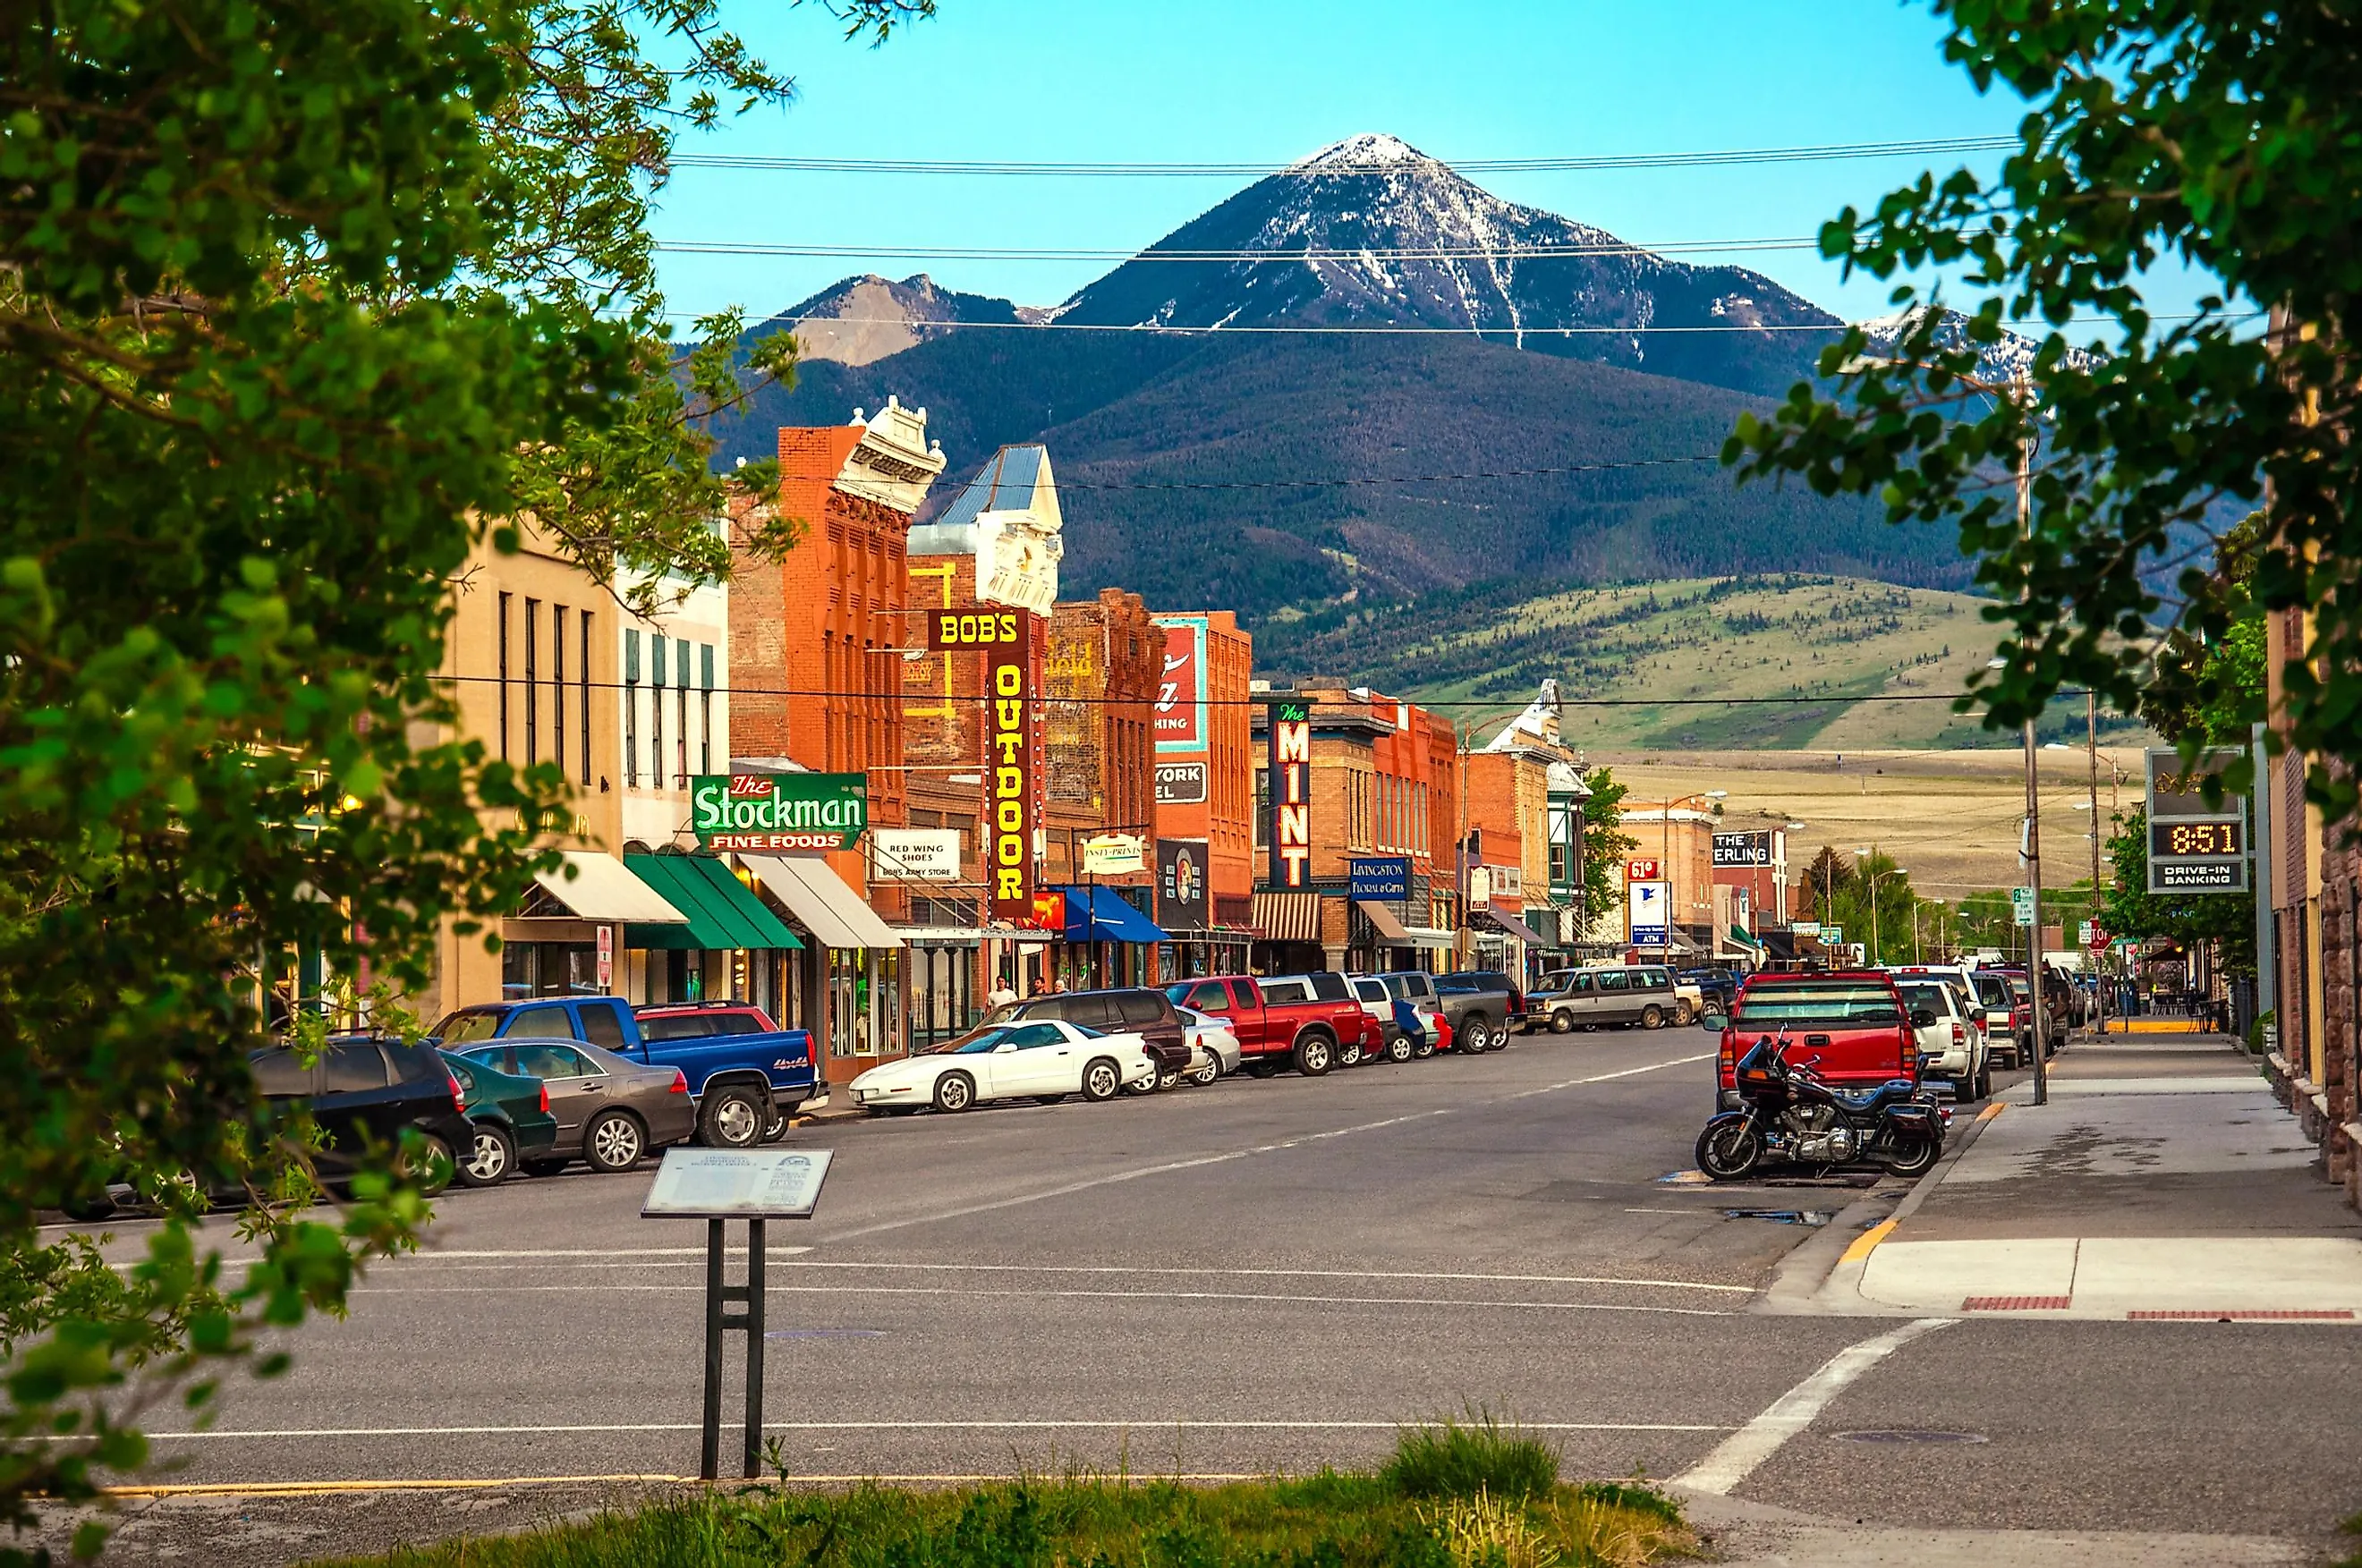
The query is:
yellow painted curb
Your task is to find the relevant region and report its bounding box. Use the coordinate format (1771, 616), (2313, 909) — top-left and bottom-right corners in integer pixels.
(1839, 1218), (1897, 1266)
(1977, 1102), (2008, 1123)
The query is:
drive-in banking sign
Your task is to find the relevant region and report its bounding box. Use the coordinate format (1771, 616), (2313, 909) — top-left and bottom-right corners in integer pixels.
(693, 773), (868, 852)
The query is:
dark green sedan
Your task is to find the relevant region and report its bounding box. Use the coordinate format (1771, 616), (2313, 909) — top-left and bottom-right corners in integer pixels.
(441, 1049), (560, 1187)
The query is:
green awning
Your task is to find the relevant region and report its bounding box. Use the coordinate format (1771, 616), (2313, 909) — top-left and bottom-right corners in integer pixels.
(624, 854), (803, 951)
(1729, 924), (1763, 948)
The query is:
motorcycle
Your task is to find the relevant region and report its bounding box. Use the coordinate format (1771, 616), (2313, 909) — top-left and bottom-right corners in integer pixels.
(1695, 1032), (1947, 1181)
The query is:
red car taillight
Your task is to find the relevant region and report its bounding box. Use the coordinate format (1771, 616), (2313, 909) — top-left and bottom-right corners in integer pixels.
(1951, 1021), (1966, 1045)
(539, 1083), (550, 1114)
(448, 1074), (465, 1114)
(669, 1069), (689, 1095)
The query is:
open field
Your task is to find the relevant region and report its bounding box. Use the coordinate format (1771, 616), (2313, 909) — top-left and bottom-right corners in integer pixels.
(1595, 747), (2147, 901)
(1324, 574), (2153, 753)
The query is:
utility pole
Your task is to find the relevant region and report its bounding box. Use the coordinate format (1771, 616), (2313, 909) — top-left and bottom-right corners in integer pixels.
(2018, 369), (2051, 1106)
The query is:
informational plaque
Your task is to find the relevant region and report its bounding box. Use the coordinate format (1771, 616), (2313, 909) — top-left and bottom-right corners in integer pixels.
(641, 1148), (833, 1219)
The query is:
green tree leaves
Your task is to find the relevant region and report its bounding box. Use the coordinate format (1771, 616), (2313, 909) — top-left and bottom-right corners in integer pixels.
(1722, 3), (2362, 820)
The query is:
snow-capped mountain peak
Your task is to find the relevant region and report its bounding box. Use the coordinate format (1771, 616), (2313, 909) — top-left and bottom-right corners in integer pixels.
(1289, 131), (1432, 172)
(1049, 131), (1841, 395)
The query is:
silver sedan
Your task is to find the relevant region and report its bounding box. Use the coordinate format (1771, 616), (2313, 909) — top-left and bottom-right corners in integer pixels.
(1177, 1005), (1244, 1086)
(454, 1038), (697, 1174)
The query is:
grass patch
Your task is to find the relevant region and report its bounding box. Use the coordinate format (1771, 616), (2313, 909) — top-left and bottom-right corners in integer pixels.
(1381, 1409), (1560, 1502)
(310, 1425), (1690, 1568)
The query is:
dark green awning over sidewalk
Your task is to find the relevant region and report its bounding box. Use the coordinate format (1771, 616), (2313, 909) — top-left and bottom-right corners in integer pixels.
(624, 853), (803, 951)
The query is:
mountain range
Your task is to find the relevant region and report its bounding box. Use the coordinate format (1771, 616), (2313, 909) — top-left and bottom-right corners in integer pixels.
(713, 134), (1989, 671)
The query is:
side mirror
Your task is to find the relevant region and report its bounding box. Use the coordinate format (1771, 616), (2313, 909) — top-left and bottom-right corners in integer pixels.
(1910, 1007), (1937, 1029)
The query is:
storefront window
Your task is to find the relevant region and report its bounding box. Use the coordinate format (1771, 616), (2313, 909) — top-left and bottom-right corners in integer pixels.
(503, 941), (599, 998)
(828, 948), (862, 1057)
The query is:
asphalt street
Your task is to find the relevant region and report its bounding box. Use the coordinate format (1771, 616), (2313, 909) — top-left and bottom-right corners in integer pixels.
(50, 1022), (2362, 1565)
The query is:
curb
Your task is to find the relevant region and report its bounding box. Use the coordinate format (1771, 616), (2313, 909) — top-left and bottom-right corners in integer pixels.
(1757, 1098), (2009, 1317)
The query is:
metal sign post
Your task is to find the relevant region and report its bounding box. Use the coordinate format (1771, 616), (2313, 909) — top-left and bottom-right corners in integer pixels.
(643, 1148), (834, 1479)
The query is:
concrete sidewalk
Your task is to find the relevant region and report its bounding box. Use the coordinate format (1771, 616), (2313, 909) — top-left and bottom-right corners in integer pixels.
(1827, 1030), (2362, 1320)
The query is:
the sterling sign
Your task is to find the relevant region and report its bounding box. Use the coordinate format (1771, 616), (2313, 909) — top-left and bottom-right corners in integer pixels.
(692, 773), (868, 852)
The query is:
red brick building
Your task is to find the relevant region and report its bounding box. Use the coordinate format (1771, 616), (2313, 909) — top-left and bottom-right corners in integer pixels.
(1044, 589), (1160, 987)
(1152, 611), (1256, 974)
(727, 398), (945, 1081)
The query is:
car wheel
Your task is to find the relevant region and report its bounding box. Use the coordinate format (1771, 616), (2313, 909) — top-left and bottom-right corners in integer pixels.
(1458, 1016), (1492, 1054)
(1032, 1093), (1071, 1106)
(1550, 1010), (1575, 1034)
(1640, 1004), (1666, 1030)
(760, 1106), (791, 1142)
(582, 1111), (646, 1174)
(1189, 1055), (1221, 1087)
(1247, 1059), (1280, 1078)
(522, 1157), (571, 1178)
(456, 1122), (515, 1188)
(400, 1132), (456, 1196)
(933, 1072), (976, 1113)
(1675, 1002), (1695, 1026)
(61, 1191), (117, 1223)
(698, 1085), (766, 1148)
(1386, 1032), (1415, 1064)
(1157, 1068), (1183, 1091)
(1412, 1036), (1435, 1059)
(1338, 1038), (1364, 1068)
(1081, 1058), (1123, 1101)
(1294, 1033), (1334, 1077)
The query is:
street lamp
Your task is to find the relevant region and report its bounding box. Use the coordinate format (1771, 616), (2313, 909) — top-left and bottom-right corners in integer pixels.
(1660, 791), (1727, 967)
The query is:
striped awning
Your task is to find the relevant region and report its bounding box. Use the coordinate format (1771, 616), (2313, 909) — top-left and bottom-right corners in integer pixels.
(1252, 892), (1321, 944)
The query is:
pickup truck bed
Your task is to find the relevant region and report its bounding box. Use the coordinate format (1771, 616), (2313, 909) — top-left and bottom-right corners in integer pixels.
(1716, 971), (1918, 1112)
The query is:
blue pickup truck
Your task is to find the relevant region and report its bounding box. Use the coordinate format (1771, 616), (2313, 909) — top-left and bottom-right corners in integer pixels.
(430, 997), (817, 1148)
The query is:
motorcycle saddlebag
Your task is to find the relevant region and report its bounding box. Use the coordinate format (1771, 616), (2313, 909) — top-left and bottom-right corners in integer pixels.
(1885, 1102), (1939, 1132)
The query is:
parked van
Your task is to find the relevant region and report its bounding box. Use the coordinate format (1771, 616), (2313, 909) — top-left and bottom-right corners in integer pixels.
(1525, 964), (1684, 1031)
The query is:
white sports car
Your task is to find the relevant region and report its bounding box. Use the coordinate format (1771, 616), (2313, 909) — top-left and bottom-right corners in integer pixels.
(849, 1020), (1160, 1114)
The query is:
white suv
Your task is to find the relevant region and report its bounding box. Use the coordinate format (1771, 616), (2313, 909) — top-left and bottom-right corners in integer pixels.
(1892, 972), (1990, 1102)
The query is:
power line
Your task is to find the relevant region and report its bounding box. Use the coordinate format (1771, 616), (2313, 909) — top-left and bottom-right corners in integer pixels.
(667, 135), (2022, 178)
(667, 309), (2209, 335)
(657, 236), (1819, 263)
(762, 455), (1722, 491)
(438, 673), (2026, 709)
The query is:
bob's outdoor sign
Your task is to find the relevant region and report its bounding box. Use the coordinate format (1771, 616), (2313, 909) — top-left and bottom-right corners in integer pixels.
(986, 610), (1044, 920)
(693, 773), (867, 852)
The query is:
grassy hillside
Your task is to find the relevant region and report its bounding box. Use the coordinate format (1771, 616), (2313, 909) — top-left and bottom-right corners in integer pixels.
(1282, 572), (2146, 751)
(709, 330), (1975, 619)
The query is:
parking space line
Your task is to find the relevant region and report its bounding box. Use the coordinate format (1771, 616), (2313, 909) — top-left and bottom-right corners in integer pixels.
(1674, 1317), (1956, 1496)
(351, 1282), (1737, 1315)
(127, 1418), (1732, 1443)
(820, 1051), (1719, 1243)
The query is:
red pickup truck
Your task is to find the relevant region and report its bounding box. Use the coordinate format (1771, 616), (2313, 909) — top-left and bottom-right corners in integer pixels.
(1716, 970), (1922, 1111)
(1163, 973), (1375, 1078)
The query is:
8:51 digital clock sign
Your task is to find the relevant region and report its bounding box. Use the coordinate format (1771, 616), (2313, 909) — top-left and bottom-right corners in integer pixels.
(2145, 747), (2249, 894)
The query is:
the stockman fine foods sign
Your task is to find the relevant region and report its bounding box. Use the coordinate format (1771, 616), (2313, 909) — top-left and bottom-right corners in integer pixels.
(692, 774), (868, 852)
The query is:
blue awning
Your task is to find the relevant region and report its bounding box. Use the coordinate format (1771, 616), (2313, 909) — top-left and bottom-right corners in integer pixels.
(1051, 885), (1168, 945)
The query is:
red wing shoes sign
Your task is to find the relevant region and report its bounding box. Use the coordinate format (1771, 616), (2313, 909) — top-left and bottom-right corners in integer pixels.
(693, 773), (868, 852)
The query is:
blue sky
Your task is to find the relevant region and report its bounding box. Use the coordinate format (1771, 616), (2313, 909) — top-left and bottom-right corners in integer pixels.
(650, 0), (2204, 329)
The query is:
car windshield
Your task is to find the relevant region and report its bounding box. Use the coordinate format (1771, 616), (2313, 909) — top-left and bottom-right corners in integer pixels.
(1732, 982), (1903, 1025)
(2009, 978), (2032, 999)
(936, 1026), (1020, 1055)
(432, 1012), (504, 1044)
